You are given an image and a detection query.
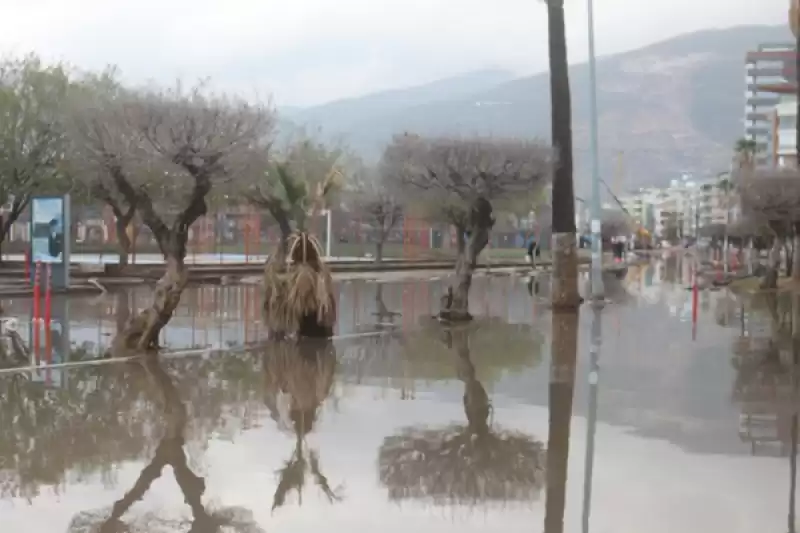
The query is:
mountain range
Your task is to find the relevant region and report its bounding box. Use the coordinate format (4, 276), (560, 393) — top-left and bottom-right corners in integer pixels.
(282, 24), (793, 195)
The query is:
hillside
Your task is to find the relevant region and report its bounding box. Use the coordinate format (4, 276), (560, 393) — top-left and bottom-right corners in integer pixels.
(285, 25), (792, 194)
(281, 68), (515, 135)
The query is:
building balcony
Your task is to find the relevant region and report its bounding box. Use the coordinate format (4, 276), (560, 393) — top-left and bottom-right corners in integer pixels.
(746, 49), (796, 63)
(746, 112), (769, 121)
(746, 96), (781, 107)
(746, 126), (770, 137)
(746, 67), (787, 78)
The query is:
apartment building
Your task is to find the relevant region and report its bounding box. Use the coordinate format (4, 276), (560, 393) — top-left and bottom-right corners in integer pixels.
(619, 175), (729, 240)
(775, 96), (797, 167)
(745, 43), (795, 166)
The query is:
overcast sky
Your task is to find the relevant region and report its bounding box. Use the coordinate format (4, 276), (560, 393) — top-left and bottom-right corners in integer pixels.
(0, 0), (789, 107)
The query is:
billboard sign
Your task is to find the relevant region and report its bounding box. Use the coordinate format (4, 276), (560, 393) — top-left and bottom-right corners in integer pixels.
(31, 197), (65, 264)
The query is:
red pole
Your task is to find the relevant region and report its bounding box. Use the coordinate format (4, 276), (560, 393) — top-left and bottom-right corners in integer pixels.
(32, 261), (41, 322)
(244, 286), (250, 343)
(244, 224), (250, 264)
(44, 263), (52, 327)
(691, 262), (699, 339)
(32, 261), (41, 365)
(45, 323), (52, 381)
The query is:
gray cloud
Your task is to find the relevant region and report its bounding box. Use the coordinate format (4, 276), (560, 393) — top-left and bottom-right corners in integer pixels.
(0, 0), (788, 106)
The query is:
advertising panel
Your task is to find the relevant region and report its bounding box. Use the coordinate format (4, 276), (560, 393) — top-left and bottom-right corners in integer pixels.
(31, 197), (65, 264)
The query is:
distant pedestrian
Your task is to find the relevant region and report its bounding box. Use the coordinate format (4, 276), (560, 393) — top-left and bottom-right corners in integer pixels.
(613, 241), (625, 261)
(526, 239), (540, 266)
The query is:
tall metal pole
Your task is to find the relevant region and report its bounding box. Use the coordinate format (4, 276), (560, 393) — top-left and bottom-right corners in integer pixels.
(582, 324), (600, 533)
(588, 0), (603, 300)
(583, 0), (604, 531)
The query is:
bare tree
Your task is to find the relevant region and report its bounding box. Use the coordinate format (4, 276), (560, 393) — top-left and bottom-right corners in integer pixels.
(383, 134), (552, 320)
(72, 84), (275, 351)
(66, 70), (140, 268)
(0, 55), (72, 260)
(739, 168), (800, 287)
(347, 162), (402, 263)
(243, 135), (342, 254)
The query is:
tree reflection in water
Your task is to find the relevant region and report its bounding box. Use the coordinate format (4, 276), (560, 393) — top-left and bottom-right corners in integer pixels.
(378, 325), (545, 508)
(67, 355), (264, 533)
(729, 289), (800, 531)
(262, 338), (342, 511)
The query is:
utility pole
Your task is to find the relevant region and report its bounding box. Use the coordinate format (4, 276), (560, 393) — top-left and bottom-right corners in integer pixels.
(583, 0), (603, 532)
(587, 0), (603, 302)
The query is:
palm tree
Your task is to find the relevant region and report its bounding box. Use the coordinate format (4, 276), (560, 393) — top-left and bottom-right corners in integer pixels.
(261, 338), (342, 511)
(545, 0), (580, 309)
(734, 138), (759, 170)
(543, 319), (578, 533)
(262, 231), (337, 338)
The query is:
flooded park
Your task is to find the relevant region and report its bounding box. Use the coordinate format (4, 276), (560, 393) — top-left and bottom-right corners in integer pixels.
(0, 254), (795, 532)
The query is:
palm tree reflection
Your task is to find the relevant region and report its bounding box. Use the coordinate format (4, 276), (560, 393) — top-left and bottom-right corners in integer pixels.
(68, 356), (263, 533)
(262, 338), (342, 511)
(378, 325), (545, 508)
(543, 313), (578, 533)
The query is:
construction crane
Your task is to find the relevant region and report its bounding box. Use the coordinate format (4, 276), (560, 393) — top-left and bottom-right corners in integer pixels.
(602, 150), (652, 246)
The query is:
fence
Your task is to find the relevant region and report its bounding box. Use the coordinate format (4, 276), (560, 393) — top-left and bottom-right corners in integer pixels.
(3, 205), (540, 261)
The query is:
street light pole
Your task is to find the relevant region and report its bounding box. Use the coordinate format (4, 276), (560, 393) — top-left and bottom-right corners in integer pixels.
(583, 0), (604, 532)
(588, 0), (603, 300)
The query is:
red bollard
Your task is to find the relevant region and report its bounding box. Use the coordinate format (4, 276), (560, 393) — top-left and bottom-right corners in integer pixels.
(32, 261), (41, 322)
(45, 324), (52, 382)
(244, 224), (251, 264)
(44, 263), (52, 327)
(691, 264), (699, 339)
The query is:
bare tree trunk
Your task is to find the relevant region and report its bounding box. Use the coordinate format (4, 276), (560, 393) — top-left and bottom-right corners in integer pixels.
(455, 226), (466, 256)
(278, 217), (292, 256)
(375, 240), (384, 263)
(115, 291), (131, 334)
(441, 223), (490, 321)
(543, 308), (578, 533)
(793, 224), (800, 283)
(546, 0), (580, 310)
(111, 255), (187, 353)
(763, 236), (782, 290)
(786, 238), (794, 278)
(114, 215), (133, 269)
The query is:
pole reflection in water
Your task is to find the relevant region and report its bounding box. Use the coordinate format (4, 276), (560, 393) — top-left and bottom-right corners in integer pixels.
(790, 296), (799, 533)
(544, 309), (578, 533)
(581, 298), (602, 533)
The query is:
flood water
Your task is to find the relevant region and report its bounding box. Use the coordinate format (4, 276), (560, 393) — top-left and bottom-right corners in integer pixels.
(0, 256), (795, 532)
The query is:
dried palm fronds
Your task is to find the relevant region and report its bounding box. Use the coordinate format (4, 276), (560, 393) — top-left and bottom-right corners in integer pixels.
(262, 338), (337, 428)
(262, 230), (337, 336)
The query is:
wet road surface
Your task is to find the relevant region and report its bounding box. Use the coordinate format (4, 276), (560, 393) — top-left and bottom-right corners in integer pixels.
(0, 256), (794, 532)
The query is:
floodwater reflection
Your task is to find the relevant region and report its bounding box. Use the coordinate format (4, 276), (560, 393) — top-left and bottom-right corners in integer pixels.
(0, 260), (798, 532)
(378, 325), (545, 508)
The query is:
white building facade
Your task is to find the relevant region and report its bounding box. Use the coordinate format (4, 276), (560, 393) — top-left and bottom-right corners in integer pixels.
(775, 96), (797, 167)
(745, 43), (795, 167)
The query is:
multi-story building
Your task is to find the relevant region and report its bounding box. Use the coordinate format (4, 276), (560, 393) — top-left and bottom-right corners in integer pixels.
(619, 175), (731, 240)
(774, 96), (797, 167)
(745, 43), (795, 167)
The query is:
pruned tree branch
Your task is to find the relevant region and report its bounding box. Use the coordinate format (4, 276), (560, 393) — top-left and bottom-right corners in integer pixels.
(345, 161), (402, 261)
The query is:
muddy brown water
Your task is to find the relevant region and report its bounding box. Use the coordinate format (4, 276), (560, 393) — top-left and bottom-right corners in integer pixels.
(0, 257), (794, 532)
